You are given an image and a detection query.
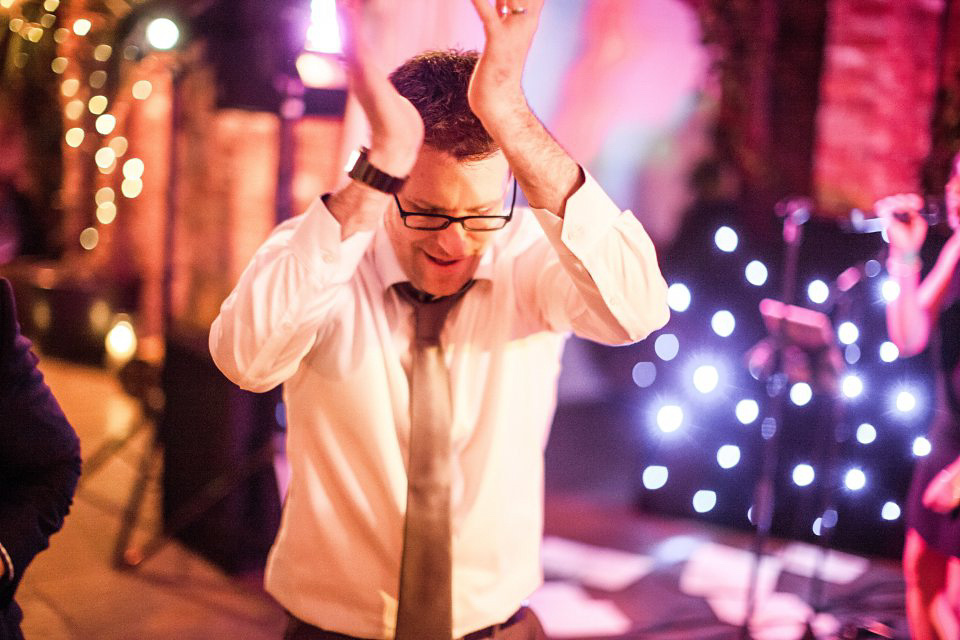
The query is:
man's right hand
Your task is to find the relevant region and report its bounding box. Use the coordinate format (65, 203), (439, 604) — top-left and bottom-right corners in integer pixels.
(329, 1), (424, 238)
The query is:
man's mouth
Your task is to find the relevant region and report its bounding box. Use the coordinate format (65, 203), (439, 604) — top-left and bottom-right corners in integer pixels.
(426, 254), (461, 267)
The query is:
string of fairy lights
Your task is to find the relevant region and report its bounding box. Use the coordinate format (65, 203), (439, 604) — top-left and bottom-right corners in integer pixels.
(1, 0), (176, 253)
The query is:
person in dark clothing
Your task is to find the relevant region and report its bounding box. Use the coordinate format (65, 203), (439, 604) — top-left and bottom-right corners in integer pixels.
(0, 278), (82, 639)
(879, 151), (960, 640)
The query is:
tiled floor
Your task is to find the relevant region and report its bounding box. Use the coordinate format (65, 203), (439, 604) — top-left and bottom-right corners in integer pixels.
(14, 355), (908, 639)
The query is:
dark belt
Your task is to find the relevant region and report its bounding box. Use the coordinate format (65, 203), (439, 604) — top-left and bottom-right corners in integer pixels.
(460, 607), (526, 640)
(285, 607), (527, 640)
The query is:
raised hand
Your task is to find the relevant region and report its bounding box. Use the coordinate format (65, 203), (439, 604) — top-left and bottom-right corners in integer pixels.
(339, 0), (423, 176)
(466, 0), (545, 120)
(874, 193), (928, 257)
(923, 458), (960, 514)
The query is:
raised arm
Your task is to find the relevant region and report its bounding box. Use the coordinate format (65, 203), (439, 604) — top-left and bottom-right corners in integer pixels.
(326, 0), (424, 239)
(467, 0), (583, 217)
(210, 1), (426, 390)
(878, 193), (960, 356)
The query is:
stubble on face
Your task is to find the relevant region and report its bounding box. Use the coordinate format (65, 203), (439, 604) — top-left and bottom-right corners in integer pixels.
(386, 147), (510, 297)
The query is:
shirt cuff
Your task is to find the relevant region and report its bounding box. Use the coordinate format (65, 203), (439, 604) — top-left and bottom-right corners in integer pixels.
(288, 195), (375, 285)
(0, 541), (13, 583)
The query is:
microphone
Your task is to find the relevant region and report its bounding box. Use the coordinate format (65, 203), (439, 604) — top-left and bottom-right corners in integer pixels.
(847, 196), (947, 233)
(775, 196), (813, 225)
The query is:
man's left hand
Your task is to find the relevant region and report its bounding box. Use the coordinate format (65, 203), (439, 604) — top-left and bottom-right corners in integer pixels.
(467, 0), (544, 120)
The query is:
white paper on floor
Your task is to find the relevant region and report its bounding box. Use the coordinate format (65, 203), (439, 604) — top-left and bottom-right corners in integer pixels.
(779, 542), (869, 585)
(709, 592), (840, 640)
(541, 536), (655, 591)
(528, 581), (633, 638)
(680, 542), (840, 639)
(679, 542), (782, 599)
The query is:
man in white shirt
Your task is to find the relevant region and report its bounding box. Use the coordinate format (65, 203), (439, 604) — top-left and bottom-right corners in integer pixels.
(209, 1), (669, 638)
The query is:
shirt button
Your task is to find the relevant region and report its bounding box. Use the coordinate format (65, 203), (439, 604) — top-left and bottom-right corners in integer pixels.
(321, 252), (335, 263)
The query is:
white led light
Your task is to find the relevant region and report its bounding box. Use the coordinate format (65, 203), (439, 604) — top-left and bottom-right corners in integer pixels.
(667, 283), (691, 312)
(856, 423), (876, 445)
(745, 260), (768, 286)
(692, 365), (720, 394)
(631, 362), (657, 388)
(717, 445), (741, 469)
(735, 399), (759, 424)
(711, 310), (735, 337)
(642, 465), (669, 490)
(145, 17), (180, 50)
(656, 405), (683, 433)
(881, 501), (901, 521)
(913, 436), (932, 457)
(882, 278), (900, 302)
(841, 374), (864, 399)
(879, 341), (899, 362)
(790, 382), (812, 406)
(896, 390), (917, 414)
(714, 226), (738, 252)
(693, 490), (717, 513)
(807, 279), (829, 304)
(837, 321), (859, 345)
(792, 463), (815, 487)
(654, 333), (680, 361)
(844, 468), (866, 491)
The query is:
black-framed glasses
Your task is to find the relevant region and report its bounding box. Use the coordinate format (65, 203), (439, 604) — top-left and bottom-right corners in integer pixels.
(394, 179), (517, 232)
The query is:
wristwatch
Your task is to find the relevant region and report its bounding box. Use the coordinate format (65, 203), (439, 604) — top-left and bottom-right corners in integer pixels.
(345, 146), (408, 194)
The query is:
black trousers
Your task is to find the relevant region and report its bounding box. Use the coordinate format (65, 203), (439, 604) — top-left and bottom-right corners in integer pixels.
(283, 606), (547, 640)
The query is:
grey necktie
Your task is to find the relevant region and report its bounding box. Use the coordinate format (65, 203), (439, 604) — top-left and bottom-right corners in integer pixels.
(393, 281), (473, 640)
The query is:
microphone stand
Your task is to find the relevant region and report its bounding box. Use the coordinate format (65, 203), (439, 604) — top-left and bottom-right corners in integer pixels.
(740, 199), (808, 639)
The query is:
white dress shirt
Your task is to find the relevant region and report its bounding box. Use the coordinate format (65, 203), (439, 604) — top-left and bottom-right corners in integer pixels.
(209, 171), (668, 639)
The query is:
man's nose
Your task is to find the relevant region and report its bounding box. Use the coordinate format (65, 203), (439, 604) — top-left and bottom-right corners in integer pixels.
(436, 221), (468, 254)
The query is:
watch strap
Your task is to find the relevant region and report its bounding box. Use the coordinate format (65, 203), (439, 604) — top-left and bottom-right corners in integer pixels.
(346, 147), (408, 194)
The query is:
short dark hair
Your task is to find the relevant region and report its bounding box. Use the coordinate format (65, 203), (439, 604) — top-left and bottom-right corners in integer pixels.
(389, 50), (498, 161)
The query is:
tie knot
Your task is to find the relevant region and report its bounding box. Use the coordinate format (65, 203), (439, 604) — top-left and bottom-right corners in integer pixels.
(394, 282), (473, 345)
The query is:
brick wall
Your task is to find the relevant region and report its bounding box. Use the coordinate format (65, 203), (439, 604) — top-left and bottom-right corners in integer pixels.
(814, 0), (945, 215)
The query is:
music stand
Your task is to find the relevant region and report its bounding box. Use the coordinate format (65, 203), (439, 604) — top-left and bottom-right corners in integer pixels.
(741, 298), (842, 639)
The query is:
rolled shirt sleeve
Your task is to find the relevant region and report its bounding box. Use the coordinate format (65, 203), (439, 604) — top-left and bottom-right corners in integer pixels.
(523, 169), (670, 344)
(209, 197), (374, 392)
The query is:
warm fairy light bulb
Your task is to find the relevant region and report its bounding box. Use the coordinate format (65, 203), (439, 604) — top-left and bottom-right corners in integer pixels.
(121, 179), (143, 198)
(95, 114), (116, 135)
(79, 227), (99, 250)
(122, 158), (144, 179)
(65, 99), (84, 120)
(96, 201), (117, 224)
(89, 70), (107, 89)
(65, 127), (84, 147)
(132, 80), (153, 100)
(51, 57), (68, 74)
(61, 77), (79, 97)
(94, 44), (112, 61)
(88, 95), (108, 115)
(43, 0), (60, 10)
(108, 136), (128, 157)
(95, 187), (115, 205)
(72, 19), (91, 36)
(94, 147), (116, 169)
